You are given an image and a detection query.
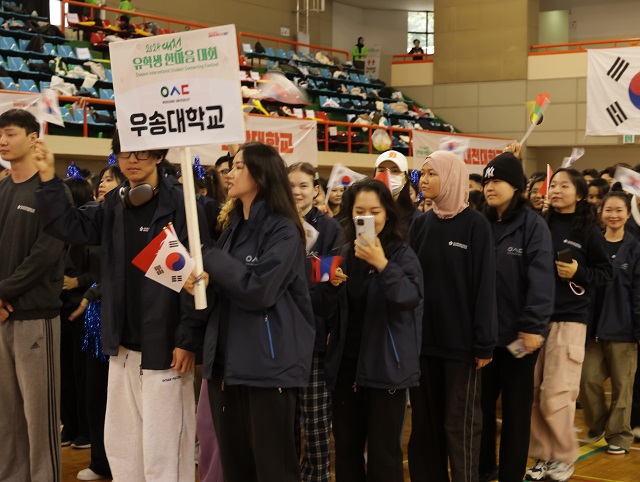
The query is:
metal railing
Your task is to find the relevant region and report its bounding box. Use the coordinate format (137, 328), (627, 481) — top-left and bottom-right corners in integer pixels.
(60, 0), (208, 34)
(530, 37), (640, 55)
(391, 53), (433, 64)
(238, 32), (350, 63)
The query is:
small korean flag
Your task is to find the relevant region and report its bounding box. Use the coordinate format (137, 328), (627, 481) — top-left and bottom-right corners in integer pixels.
(132, 224), (195, 292)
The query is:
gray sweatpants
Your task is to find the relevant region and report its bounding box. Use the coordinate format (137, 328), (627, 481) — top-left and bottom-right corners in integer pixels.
(0, 317), (61, 482)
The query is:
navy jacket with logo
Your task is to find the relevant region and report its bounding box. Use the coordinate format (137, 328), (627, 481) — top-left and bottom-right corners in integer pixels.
(304, 206), (344, 352)
(410, 207), (498, 362)
(318, 242), (423, 390)
(589, 231), (640, 342)
(491, 207), (555, 347)
(548, 213), (612, 323)
(36, 174), (211, 370)
(201, 201), (315, 388)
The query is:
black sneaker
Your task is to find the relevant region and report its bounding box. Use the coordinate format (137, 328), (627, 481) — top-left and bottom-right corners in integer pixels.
(60, 429), (74, 447)
(71, 436), (91, 449)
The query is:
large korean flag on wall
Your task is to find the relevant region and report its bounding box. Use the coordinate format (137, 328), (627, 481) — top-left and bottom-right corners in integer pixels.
(587, 47), (640, 136)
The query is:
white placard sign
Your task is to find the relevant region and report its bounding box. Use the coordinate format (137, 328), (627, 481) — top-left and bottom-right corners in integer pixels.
(109, 24), (245, 152)
(168, 116), (319, 167)
(412, 131), (514, 174)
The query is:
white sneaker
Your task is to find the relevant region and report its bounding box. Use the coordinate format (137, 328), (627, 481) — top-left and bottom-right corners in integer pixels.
(525, 460), (548, 481)
(633, 426), (640, 440)
(77, 468), (108, 480)
(546, 460), (575, 481)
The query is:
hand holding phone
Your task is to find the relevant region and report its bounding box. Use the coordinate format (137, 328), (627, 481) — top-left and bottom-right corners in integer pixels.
(557, 248), (573, 263)
(354, 216), (375, 245)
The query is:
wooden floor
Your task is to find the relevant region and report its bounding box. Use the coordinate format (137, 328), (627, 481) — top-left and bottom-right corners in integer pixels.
(62, 401), (640, 482)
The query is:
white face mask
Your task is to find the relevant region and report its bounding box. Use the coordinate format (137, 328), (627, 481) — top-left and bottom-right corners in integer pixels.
(390, 173), (405, 196)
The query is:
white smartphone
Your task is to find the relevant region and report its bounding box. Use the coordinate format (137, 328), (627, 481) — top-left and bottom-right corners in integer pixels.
(354, 215), (376, 245)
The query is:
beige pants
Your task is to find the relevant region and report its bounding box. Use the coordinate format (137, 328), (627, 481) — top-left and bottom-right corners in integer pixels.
(529, 322), (586, 464)
(579, 339), (638, 449)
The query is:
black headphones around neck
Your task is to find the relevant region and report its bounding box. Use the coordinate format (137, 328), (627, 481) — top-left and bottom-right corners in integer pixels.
(119, 183), (159, 208)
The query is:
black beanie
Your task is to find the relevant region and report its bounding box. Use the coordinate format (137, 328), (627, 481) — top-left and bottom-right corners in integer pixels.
(483, 152), (525, 191)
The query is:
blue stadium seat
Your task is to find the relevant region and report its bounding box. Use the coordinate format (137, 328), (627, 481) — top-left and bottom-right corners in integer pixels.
(0, 36), (18, 51)
(18, 39), (29, 51)
(0, 76), (16, 90)
(39, 81), (50, 91)
(99, 88), (114, 100)
(42, 43), (56, 56)
(104, 69), (113, 83)
(18, 79), (38, 92)
(6, 56), (26, 72)
(57, 45), (75, 59)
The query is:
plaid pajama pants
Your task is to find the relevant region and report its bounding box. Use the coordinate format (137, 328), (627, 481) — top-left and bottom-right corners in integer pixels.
(299, 352), (332, 482)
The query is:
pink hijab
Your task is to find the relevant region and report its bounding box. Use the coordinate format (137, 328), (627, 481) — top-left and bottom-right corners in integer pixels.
(423, 150), (469, 219)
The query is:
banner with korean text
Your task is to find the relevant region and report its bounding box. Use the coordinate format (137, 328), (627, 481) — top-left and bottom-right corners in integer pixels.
(169, 115), (318, 167)
(109, 24), (245, 151)
(412, 131), (514, 174)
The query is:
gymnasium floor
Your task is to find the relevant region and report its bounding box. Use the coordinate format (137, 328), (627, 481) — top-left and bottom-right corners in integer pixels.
(61, 402), (640, 482)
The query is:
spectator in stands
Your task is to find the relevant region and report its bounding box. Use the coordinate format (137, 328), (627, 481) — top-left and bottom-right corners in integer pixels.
(469, 173), (483, 192)
(600, 167), (616, 185)
(352, 37), (368, 73)
(582, 168), (599, 183)
(119, 0), (134, 22)
(0, 108), (67, 482)
(580, 191), (640, 456)
(408, 39), (424, 60)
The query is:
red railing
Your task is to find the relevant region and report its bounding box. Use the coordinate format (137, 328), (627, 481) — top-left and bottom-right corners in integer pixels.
(60, 0), (208, 34)
(391, 53), (433, 64)
(238, 32), (350, 63)
(530, 37), (640, 55)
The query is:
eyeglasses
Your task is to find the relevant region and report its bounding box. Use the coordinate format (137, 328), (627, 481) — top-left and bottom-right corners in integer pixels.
(116, 151), (152, 161)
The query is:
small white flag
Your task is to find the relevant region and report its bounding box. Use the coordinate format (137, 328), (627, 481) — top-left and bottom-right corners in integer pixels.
(614, 166), (640, 197)
(439, 136), (469, 161)
(561, 147), (585, 168)
(303, 221), (319, 253)
(37, 89), (64, 127)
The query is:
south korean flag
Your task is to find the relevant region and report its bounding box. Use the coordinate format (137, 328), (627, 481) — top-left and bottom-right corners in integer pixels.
(586, 47), (640, 135)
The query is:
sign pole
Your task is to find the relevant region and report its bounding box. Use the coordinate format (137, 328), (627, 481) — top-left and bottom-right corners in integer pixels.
(180, 146), (207, 309)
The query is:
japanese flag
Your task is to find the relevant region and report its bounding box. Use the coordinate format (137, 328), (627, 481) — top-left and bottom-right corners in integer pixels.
(132, 225), (195, 293)
(327, 163), (367, 189)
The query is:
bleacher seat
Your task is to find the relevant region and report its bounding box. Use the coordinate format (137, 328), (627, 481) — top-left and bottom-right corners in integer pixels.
(42, 43), (56, 56)
(6, 56), (26, 72)
(18, 79), (38, 92)
(0, 76), (16, 90)
(99, 88), (114, 100)
(105, 69), (113, 83)
(0, 36), (18, 51)
(39, 81), (50, 91)
(57, 45), (75, 59)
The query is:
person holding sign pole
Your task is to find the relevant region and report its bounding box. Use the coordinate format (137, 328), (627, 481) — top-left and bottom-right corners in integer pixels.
(186, 142), (315, 482)
(33, 129), (211, 482)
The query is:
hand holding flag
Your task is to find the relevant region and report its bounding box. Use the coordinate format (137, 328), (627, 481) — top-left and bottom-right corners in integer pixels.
(327, 163), (367, 189)
(311, 256), (344, 283)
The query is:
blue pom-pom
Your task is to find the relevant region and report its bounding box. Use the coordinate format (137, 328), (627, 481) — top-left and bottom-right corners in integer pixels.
(410, 169), (420, 186)
(66, 161), (83, 181)
(82, 287), (108, 362)
(193, 155), (206, 180)
(108, 152), (117, 166)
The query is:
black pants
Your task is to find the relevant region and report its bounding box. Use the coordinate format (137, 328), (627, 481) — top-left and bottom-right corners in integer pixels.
(631, 351), (640, 428)
(332, 370), (406, 482)
(408, 356), (482, 482)
(85, 354), (111, 477)
(479, 347), (538, 482)
(208, 370), (299, 482)
(60, 308), (88, 441)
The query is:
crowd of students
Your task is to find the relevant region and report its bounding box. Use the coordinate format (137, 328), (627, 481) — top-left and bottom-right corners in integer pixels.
(1, 107), (639, 482)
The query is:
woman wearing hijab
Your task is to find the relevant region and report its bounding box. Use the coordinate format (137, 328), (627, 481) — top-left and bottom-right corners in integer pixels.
(408, 151), (497, 482)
